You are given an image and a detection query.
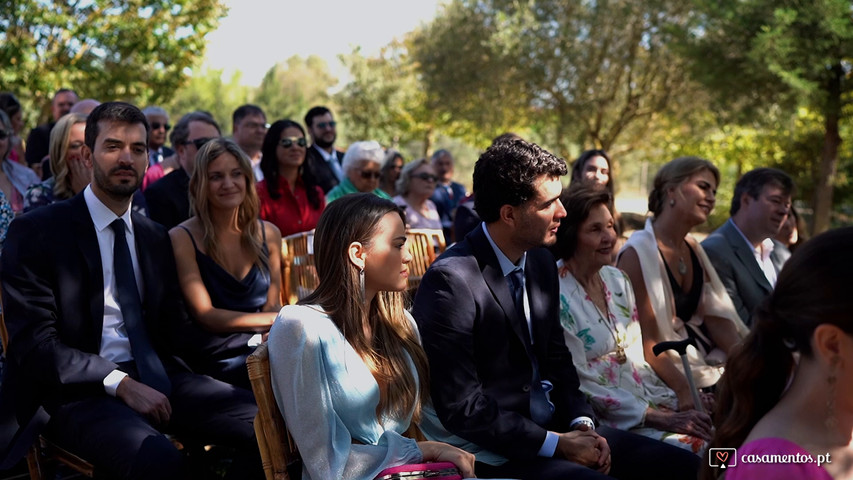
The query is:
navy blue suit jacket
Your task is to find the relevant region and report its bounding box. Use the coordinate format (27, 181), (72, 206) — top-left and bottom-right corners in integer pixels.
(412, 225), (593, 460)
(0, 193), (190, 466)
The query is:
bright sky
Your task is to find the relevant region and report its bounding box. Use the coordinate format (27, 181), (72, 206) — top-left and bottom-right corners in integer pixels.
(204, 0), (446, 87)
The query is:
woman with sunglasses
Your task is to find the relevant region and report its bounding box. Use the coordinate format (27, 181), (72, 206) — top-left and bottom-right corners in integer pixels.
(258, 120), (325, 237)
(392, 158), (442, 230)
(0, 110), (39, 215)
(326, 140), (392, 204)
(23, 113), (90, 212)
(170, 138), (282, 389)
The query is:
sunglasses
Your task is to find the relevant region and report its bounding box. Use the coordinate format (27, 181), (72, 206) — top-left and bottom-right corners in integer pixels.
(359, 170), (382, 180)
(413, 173), (438, 182)
(150, 122), (171, 131)
(0, 130), (9, 140)
(315, 121), (336, 129)
(186, 137), (215, 149)
(280, 137), (307, 148)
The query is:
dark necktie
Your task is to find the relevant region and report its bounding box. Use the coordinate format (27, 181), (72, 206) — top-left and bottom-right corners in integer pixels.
(110, 219), (171, 395)
(506, 268), (553, 427)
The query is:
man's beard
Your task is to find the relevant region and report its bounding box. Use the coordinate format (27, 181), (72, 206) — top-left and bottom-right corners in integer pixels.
(93, 162), (140, 198)
(314, 134), (336, 149)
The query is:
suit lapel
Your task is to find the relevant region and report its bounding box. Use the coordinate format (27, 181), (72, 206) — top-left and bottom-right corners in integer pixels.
(131, 214), (159, 316)
(468, 228), (534, 349)
(70, 195), (106, 336)
(723, 222), (772, 293)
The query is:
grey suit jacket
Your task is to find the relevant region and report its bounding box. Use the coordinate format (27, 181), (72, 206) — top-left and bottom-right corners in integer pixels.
(701, 219), (786, 327)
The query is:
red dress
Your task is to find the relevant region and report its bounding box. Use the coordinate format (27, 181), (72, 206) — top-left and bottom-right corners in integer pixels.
(257, 176), (325, 237)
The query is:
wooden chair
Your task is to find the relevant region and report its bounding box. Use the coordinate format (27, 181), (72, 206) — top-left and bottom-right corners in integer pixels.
(0, 291), (95, 479)
(246, 343), (300, 480)
(280, 230), (319, 305)
(405, 229), (446, 292)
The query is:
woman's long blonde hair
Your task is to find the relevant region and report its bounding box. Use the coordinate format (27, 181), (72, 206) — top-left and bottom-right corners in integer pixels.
(49, 113), (88, 200)
(302, 193), (430, 422)
(189, 138), (267, 270)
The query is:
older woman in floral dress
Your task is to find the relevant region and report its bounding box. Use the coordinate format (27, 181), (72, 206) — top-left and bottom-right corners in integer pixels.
(553, 185), (711, 454)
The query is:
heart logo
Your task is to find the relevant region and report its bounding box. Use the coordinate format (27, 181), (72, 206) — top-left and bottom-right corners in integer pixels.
(716, 451), (729, 464)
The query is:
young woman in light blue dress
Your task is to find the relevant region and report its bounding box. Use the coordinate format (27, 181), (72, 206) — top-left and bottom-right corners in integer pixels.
(267, 193), (475, 480)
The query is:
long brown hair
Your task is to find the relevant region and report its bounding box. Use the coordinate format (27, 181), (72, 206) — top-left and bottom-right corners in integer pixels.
(189, 137), (267, 270)
(49, 112), (88, 200)
(704, 226), (853, 479)
(302, 193), (430, 422)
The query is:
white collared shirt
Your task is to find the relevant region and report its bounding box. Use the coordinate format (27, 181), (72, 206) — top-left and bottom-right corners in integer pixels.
(730, 219), (778, 287)
(83, 185), (142, 364)
(313, 144), (343, 181)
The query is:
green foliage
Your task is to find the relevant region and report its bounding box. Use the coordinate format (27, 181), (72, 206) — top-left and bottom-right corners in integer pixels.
(164, 67), (251, 132)
(254, 55), (337, 125)
(0, 0), (226, 126)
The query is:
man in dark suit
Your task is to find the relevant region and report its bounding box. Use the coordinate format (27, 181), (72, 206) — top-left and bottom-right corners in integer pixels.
(303, 106), (345, 193)
(144, 111), (220, 230)
(412, 139), (698, 479)
(702, 167), (794, 327)
(0, 102), (260, 479)
(429, 149), (467, 241)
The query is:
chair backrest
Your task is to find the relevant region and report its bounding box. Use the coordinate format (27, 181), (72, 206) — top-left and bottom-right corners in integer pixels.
(247, 343), (300, 480)
(405, 229), (443, 292)
(407, 228), (447, 255)
(280, 230), (319, 305)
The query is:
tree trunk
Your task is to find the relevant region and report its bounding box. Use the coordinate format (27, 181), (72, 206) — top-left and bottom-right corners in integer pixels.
(811, 66), (843, 235)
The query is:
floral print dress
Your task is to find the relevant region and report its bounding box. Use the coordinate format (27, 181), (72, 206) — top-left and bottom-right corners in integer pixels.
(557, 262), (706, 454)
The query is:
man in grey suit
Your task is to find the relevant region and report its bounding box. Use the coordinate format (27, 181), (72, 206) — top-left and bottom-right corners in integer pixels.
(702, 168), (794, 327)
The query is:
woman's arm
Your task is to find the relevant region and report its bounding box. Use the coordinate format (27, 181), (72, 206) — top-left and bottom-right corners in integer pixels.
(169, 225), (276, 333)
(617, 247), (696, 411)
(262, 221), (283, 312)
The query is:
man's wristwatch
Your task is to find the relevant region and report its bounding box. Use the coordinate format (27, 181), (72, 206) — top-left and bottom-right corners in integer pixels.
(570, 418), (596, 431)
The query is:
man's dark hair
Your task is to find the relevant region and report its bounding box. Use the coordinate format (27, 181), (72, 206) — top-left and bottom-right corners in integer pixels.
(304, 106), (332, 129)
(473, 138), (568, 223)
(170, 111), (221, 148)
(731, 168), (795, 216)
(232, 104), (265, 129)
(0, 92), (21, 118)
(85, 102), (148, 151)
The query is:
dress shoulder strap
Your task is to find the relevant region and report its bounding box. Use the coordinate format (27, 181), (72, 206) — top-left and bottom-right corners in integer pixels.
(177, 225), (200, 251)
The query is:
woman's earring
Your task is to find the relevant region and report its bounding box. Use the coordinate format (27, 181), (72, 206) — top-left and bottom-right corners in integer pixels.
(825, 360), (838, 432)
(359, 267), (366, 304)
(669, 198), (675, 207)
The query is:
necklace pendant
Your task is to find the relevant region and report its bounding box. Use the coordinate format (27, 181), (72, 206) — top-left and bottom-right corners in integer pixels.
(677, 257), (688, 276)
(615, 346), (627, 364)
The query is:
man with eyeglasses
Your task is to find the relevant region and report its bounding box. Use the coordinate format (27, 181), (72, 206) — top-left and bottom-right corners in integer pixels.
(231, 104), (267, 181)
(304, 105), (345, 193)
(702, 167), (795, 327)
(325, 140), (392, 204)
(142, 106), (174, 167)
(144, 111), (221, 229)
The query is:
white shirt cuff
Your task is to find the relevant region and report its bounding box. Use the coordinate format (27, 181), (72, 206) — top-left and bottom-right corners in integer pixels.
(103, 369), (129, 396)
(538, 431), (560, 457)
(570, 416), (596, 431)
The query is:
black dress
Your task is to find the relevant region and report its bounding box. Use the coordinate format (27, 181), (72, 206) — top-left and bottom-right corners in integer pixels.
(177, 225), (270, 389)
(660, 243), (715, 355)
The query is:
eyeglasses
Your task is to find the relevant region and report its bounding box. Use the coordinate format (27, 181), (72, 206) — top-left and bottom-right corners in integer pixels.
(68, 141), (84, 151)
(315, 121), (336, 129)
(242, 121), (269, 130)
(185, 137), (215, 149)
(359, 170), (381, 180)
(280, 137), (307, 148)
(150, 122), (171, 131)
(0, 130), (9, 140)
(413, 173), (438, 182)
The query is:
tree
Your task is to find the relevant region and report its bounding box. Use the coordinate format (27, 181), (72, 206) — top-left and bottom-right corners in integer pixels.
(685, 0), (853, 234)
(253, 55), (337, 124)
(0, 0), (226, 125)
(335, 44), (437, 153)
(410, 0), (695, 158)
(165, 68), (251, 131)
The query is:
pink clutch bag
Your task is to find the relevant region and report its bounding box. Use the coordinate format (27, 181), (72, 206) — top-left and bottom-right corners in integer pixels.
(374, 462), (462, 480)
